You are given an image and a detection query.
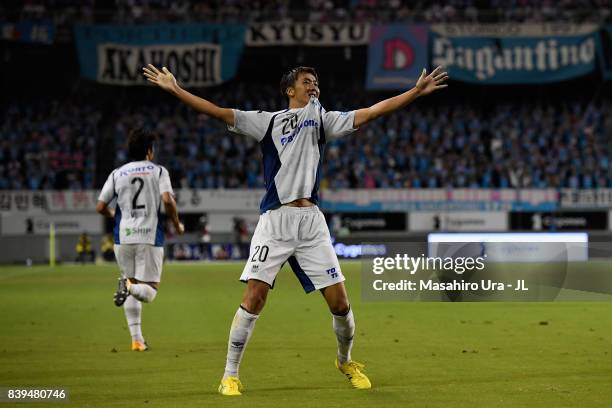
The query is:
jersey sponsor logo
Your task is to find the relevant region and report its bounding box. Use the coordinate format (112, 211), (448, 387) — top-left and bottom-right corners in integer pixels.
(280, 119), (319, 146)
(125, 227), (152, 236)
(118, 165), (156, 177)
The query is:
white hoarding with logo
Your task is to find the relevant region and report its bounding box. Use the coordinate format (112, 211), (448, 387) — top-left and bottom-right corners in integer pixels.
(410, 211), (508, 231)
(1, 213), (103, 235)
(428, 232), (589, 262)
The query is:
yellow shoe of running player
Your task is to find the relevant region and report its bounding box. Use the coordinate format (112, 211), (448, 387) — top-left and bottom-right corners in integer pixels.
(218, 376), (243, 396)
(336, 359), (372, 389)
(131, 340), (148, 352)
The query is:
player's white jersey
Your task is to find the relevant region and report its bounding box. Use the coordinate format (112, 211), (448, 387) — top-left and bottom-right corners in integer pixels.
(98, 161), (173, 246)
(228, 97), (356, 212)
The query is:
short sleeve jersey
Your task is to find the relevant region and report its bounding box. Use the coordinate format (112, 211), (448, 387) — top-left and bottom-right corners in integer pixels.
(98, 161), (173, 246)
(228, 97), (356, 212)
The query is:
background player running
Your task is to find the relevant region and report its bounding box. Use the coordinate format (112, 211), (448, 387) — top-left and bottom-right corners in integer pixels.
(143, 63), (447, 393)
(96, 129), (184, 352)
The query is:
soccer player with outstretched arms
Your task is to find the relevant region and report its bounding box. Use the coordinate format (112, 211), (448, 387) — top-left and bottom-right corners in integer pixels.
(96, 129), (184, 352)
(143, 63), (447, 394)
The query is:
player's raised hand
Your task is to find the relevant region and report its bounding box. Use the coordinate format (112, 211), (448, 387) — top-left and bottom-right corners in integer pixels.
(143, 64), (178, 93)
(415, 66), (448, 96)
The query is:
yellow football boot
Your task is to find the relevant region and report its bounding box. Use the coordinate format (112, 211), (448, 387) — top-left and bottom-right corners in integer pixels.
(218, 376), (243, 396)
(336, 359), (372, 389)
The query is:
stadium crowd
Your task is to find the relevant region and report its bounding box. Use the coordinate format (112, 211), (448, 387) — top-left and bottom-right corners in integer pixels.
(2, 0), (610, 24)
(3, 86), (608, 190)
(0, 99), (100, 190)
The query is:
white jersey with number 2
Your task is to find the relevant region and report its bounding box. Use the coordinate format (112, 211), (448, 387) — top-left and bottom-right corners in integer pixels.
(98, 160), (173, 246)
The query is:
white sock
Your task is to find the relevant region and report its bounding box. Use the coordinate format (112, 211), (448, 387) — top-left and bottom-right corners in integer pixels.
(129, 283), (157, 303)
(124, 296), (144, 343)
(333, 307), (355, 364)
(223, 307), (259, 379)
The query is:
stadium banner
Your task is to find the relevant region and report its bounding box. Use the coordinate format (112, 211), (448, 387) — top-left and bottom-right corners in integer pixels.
(597, 25), (612, 79)
(245, 23), (369, 46)
(0, 191), (97, 214)
(366, 24), (429, 90)
(174, 189), (263, 212)
(1, 22), (55, 44)
(74, 24), (246, 87)
(409, 211), (507, 232)
(1, 213), (103, 235)
(0, 189), (557, 214)
(560, 189), (612, 209)
(0, 190), (264, 214)
(510, 211), (608, 231)
(320, 189), (558, 212)
(430, 23), (599, 83)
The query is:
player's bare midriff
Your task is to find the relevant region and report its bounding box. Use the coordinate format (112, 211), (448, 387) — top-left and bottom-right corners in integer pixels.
(284, 198), (315, 207)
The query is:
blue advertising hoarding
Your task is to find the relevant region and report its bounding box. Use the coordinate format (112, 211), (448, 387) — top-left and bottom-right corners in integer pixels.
(74, 24), (246, 87)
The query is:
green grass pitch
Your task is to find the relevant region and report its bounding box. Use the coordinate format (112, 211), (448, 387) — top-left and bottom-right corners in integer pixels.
(1, 261), (611, 407)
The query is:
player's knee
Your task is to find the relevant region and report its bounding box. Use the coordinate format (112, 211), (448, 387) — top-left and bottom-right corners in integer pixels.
(142, 288), (157, 303)
(241, 295), (265, 314)
(322, 284), (350, 315)
(330, 301), (350, 316)
(242, 291), (267, 314)
(241, 280), (269, 314)
(128, 282), (158, 303)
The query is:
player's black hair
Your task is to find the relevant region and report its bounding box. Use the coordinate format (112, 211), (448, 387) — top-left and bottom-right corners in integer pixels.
(280, 66), (319, 101)
(127, 128), (157, 161)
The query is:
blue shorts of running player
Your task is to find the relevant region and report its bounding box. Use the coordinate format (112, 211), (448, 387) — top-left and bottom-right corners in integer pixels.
(240, 205), (344, 293)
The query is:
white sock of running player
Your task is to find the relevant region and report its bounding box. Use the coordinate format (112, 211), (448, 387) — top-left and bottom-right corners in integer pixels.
(129, 283), (157, 303)
(223, 307), (259, 379)
(333, 307), (355, 364)
(123, 296), (144, 343)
